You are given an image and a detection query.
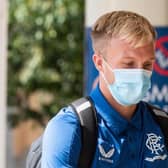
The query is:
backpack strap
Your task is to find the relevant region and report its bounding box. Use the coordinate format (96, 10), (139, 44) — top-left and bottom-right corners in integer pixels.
(70, 96), (97, 168)
(146, 103), (168, 149)
(26, 97), (97, 168)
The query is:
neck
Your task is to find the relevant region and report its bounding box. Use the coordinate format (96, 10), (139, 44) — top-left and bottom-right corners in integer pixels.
(99, 81), (137, 120)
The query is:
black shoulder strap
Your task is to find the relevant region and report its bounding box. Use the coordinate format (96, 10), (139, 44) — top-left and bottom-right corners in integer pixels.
(146, 103), (168, 149)
(70, 97), (97, 168)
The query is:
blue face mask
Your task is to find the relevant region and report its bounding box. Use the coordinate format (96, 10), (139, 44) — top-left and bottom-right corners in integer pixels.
(102, 61), (152, 106)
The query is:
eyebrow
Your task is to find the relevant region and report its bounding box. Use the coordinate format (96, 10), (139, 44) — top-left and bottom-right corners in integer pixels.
(149, 57), (155, 60)
(123, 56), (155, 60)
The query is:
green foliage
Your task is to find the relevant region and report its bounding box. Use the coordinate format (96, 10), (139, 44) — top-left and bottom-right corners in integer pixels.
(8, 0), (84, 126)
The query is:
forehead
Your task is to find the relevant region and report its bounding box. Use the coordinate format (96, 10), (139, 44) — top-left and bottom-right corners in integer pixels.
(105, 38), (155, 61)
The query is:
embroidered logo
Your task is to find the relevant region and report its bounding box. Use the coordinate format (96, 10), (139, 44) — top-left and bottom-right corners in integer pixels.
(145, 133), (167, 162)
(98, 144), (115, 164)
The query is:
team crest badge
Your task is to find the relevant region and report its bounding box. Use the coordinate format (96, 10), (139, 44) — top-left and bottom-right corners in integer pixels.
(145, 133), (167, 162)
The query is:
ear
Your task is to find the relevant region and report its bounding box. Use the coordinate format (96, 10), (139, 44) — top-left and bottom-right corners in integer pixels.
(92, 54), (104, 72)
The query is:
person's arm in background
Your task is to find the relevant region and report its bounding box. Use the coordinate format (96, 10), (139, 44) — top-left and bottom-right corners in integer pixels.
(41, 106), (81, 168)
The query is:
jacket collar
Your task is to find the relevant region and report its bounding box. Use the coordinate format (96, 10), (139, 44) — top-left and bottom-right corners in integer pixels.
(90, 85), (142, 135)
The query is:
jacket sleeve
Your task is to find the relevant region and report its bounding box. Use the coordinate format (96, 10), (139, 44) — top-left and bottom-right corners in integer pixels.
(41, 106), (82, 168)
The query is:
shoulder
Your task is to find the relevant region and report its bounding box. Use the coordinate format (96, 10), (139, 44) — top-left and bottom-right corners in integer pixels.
(43, 105), (81, 148)
(139, 101), (167, 134)
(141, 101), (168, 146)
(42, 106), (81, 167)
(46, 106), (80, 131)
(142, 101), (168, 121)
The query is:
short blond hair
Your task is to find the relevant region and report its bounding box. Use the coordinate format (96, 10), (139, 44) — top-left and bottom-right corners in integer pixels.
(91, 11), (156, 53)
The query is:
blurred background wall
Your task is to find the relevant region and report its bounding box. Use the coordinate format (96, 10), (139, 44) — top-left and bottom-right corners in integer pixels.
(3, 0), (168, 168)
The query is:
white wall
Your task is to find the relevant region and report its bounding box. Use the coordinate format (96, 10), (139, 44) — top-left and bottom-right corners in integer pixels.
(0, 0), (8, 167)
(85, 0), (168, 27)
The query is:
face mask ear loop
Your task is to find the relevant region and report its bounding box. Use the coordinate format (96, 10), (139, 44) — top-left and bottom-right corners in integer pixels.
(101, 72), (108, 85)
(101, 71), (115, 90)
(103, 58), (115, 73)
(100, 58), (110, 86)
(102, 59), (116, 84)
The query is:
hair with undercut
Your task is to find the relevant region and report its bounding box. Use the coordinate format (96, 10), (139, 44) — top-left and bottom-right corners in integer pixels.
(91, 10), (156, 53)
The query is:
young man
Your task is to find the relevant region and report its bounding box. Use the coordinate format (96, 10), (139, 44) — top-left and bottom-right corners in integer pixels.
(41, 11), (168, 168)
